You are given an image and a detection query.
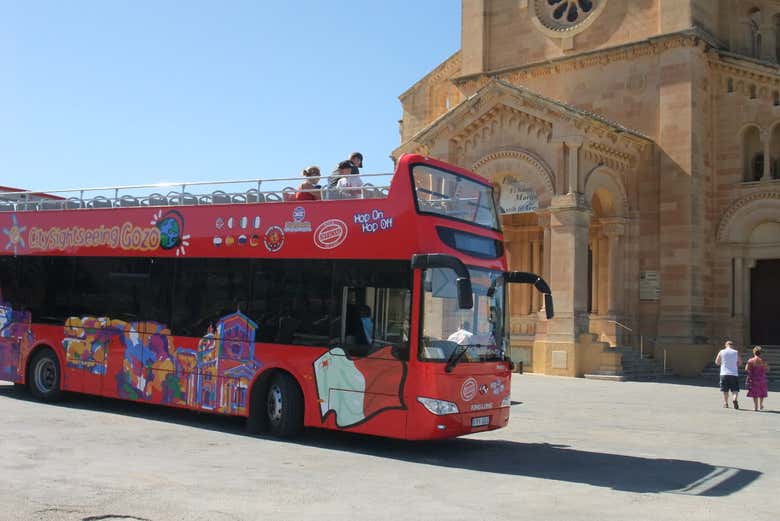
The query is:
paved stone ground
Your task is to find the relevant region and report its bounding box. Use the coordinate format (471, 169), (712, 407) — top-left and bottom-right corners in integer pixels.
(0, 375), (777, 521)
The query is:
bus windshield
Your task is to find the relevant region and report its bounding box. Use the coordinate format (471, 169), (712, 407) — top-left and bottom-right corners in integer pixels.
(420, 267), (506, 364)
(412, 165), (500, 230)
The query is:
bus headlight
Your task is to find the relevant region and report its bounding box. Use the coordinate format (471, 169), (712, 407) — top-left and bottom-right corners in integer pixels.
(417, 397), (459, 415)
(501, 396), (511, 408)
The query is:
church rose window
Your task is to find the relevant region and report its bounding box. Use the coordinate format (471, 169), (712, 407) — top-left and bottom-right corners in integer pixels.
(548, 0), (593, 24)
(532, 0), (605, 36)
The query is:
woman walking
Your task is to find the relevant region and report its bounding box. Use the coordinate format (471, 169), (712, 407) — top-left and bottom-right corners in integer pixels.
(745, 346), (770, 411)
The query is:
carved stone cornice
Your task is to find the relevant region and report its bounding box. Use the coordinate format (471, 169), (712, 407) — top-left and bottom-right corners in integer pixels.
(449, 103), (553, 159)
(583, 141), (637, 171)
(454, 31), (706, 90)
(550, 192), (589, 211)
(710, 53), (780, 89)
(600, 217), (628, 237)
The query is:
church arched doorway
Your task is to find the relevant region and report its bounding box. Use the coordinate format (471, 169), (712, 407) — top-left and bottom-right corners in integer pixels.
(471, 149), (555, 369)
(750, 258), (780, 345)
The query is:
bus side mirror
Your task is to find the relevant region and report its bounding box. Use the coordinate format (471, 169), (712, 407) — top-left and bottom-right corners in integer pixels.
(544, 294), (554, 319)
(456, 277), (474, 309)
(411, 253), (473, 309)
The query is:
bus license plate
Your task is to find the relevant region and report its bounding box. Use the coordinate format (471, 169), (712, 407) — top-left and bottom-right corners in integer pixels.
(471, 416), (490, 428)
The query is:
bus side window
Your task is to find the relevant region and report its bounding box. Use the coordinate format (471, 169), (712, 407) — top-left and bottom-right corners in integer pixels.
(249, 259), (338, 348)
(339, 286), (410, 360)
(172, 258), (251, 338)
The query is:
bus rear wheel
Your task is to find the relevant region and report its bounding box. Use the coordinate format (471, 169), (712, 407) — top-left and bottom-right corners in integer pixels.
(28, 349), (62, 401)
(266, 374), (303, 437)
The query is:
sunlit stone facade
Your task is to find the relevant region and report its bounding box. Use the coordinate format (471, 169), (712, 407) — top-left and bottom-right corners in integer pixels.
(394, 0), (780, 377)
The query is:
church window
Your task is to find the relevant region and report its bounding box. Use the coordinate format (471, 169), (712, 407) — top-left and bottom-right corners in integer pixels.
(532, 0), (603, 34)
(774, 91), (780, 106)
(548, 0), (593, 23)
(750, 84), (757, 99)
(727, 78), (734, 93)
(742, 126), (763, 182)
(752, 153), (764, 181)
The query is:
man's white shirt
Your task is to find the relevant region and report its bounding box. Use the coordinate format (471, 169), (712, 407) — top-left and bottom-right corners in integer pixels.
(447, 328), (474, 345)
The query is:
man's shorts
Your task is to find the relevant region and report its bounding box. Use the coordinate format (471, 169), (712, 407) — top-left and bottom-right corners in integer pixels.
(720, 375), (739, 393)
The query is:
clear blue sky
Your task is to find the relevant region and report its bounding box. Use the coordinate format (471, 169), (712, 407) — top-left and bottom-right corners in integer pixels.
(0, 1), (460, 192)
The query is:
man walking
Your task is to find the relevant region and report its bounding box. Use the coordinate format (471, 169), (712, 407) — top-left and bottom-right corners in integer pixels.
(716, 340), (742, 409)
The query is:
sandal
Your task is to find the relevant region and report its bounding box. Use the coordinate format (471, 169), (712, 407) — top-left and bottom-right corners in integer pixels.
(733, 399), (739, 410)
(723, 403), (729, 408)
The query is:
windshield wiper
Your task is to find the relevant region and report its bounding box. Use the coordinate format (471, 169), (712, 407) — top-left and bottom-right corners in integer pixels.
(445, 344), (469, 373)
(445, 343), (498, 372)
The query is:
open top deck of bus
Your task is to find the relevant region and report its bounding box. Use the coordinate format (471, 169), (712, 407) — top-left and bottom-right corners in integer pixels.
(0, 154), (505, 264)
(0, 172), (393, 212)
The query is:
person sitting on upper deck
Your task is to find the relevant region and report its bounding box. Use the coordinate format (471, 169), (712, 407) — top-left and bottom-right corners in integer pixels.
(349, 152), (363, 176)
(295, 166), (322, 201)
(333, 159), (363, 199)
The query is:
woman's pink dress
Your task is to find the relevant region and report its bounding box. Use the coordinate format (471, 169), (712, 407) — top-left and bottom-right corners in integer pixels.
(746, 357), (768, 398)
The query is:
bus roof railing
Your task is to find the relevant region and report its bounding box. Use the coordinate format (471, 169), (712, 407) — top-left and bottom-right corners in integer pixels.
(0, 172), (393, 211)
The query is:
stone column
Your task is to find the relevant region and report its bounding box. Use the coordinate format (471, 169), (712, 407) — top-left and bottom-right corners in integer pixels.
(589, 237), (599, 314)
(520, 233), (531, 315)
(744, 258), (756, 347)
(597, 235), (610, 315)
(603, 219), (626, 316)
(762, 129), (771, 181)
(547, 194), (591, 344)
(531, 239), (541, 312)
(538, 211), (552, 283)
(566, 139), (583, 195)
(734, 256), (744, 316)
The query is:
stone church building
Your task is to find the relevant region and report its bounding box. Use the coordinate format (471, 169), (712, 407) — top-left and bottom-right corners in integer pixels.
(393, 0), (780, 377)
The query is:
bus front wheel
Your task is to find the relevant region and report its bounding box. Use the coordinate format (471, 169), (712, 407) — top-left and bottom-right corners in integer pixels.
(266, 373), (303, 437)
(28, 349), (62, 401)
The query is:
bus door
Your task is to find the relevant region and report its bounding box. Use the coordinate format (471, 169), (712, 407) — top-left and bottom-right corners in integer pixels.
(314, 286), (410, 429)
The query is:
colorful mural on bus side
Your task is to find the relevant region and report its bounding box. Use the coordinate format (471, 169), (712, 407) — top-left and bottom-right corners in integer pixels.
(0, 299), (407, 427)
(0, 302), (33, 382)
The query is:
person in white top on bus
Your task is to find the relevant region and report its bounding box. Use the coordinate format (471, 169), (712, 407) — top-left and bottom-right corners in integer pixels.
(715, 340), (742, 409)
(333, 160), (363, 198)
(448, 321), (474, 346)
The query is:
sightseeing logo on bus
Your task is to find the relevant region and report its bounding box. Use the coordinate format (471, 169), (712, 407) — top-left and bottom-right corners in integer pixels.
(4, 210), (190, 255)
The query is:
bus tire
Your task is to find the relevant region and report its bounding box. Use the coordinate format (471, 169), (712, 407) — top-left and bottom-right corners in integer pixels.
(28, 348), (62, 401)
(266, 373), (303, 437)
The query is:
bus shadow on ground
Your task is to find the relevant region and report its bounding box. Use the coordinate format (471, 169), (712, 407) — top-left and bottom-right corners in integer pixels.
(0, 385), (760, 497)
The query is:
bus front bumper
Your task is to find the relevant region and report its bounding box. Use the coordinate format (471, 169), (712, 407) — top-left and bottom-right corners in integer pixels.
(406, 405), (511, 440)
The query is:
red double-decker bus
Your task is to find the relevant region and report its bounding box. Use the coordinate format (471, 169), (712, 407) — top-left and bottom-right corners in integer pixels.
(0, 154), (552, 440)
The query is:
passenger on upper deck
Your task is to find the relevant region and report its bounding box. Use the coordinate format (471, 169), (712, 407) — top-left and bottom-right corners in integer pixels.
(349, 152), (363, 175)
(334, 159), (363, 199)
(295, 166), (322, 201)
(328, 160), (351, 189)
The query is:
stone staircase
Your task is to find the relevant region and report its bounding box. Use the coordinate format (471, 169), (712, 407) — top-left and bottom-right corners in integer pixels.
(585, 345), (672, 381)
(700, 345), (780, 385)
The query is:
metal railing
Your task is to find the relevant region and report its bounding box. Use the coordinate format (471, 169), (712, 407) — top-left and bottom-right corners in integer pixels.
(607, 319), (668, 374)
(0, 172), (394, 212)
